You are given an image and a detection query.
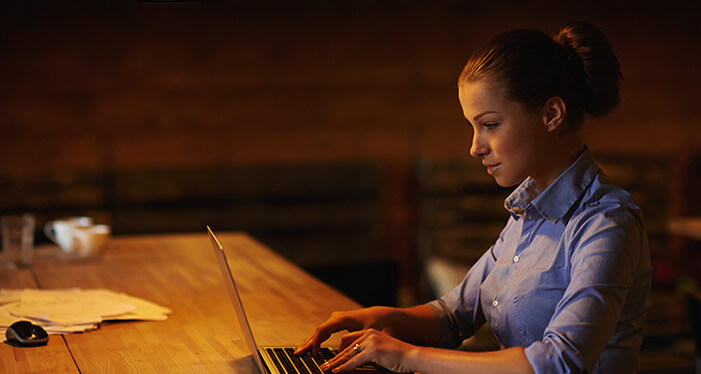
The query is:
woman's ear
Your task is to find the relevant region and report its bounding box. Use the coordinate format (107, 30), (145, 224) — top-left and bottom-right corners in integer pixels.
(542, 97), (566, 133)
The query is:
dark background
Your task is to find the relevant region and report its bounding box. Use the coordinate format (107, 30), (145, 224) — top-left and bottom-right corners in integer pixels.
(2, 1), (699, 171)
(1, 2), (700, 369)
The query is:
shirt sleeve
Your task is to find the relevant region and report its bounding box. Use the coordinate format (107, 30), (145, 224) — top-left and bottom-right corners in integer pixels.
(425, 219), (511, 348)
(524, 204), (646, 373)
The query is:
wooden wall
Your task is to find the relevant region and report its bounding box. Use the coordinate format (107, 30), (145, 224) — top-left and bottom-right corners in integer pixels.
(2, 1), (699, 173)
(1, 1), (700, 305)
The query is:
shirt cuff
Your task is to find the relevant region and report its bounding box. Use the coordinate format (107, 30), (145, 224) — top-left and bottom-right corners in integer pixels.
(425, 299), (462, 349)
(524, 340), (585, 374)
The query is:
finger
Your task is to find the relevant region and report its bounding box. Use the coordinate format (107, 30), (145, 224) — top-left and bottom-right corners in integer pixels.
(331, 351), (367, 374)
(334, 329), (378, 365)
(321, 342), (363, 373)
(311, 332), (330, 357)
(295, 332), (326, 356)
(325, 342), (370, 373)
(297, 311), (367, 357)
(296, 321), (339, 356)
(319, 315), (359, 335)
(294, 335), (313, 355)
(338, 331), (364, 352)
(304, 313), (363, 356)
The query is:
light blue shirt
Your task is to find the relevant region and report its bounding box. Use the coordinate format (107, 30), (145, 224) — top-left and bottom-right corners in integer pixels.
(427, 149), (653, 373)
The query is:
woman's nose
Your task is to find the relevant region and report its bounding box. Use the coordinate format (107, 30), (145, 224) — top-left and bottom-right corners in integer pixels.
(470, 133), (488, 158)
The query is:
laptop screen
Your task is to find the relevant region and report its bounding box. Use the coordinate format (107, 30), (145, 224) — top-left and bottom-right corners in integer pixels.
(208, 226), (270, 374)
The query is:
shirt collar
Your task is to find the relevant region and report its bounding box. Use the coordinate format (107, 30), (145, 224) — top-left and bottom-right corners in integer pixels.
(504, 148), (599, 224)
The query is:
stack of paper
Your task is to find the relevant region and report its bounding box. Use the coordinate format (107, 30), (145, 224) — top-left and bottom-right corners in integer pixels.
(0, 288), (172, 334)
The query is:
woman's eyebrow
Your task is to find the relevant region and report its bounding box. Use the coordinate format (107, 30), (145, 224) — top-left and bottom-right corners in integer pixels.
(473, 110), (498, 122)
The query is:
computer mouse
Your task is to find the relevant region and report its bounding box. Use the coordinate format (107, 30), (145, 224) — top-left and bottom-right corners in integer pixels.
(5, 320), (49, 347)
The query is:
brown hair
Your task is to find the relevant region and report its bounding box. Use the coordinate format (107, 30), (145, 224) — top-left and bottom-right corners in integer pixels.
(459, 21), (622, 126)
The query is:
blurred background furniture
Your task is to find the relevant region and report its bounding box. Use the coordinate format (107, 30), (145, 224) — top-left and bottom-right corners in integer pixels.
(686, 292), (701, 374)
(669, 217), (701, 242)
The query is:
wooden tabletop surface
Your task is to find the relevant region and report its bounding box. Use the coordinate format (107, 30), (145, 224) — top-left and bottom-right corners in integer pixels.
(0, 232), (361, 373)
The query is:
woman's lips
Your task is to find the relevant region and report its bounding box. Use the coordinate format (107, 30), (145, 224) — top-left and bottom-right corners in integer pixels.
(484, 163), (500, 175)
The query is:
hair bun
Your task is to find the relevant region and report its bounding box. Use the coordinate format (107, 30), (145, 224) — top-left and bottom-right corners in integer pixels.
(554, 21), (622, 116)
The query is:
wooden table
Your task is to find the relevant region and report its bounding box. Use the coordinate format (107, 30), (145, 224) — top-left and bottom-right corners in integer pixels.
(0, 232), (361, 373)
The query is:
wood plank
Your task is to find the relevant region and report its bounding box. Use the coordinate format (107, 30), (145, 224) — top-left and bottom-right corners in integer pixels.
(0, 268), (80, 374)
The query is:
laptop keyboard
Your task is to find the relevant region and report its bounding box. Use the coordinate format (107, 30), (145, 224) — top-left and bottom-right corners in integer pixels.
(265, 347), (336, 374)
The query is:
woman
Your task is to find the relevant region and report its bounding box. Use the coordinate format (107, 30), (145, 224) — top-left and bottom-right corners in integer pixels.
(295, 21), (652, 373)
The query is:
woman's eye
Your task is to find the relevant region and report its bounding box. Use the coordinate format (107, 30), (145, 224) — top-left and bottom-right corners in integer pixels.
(483, 122), (498, 129)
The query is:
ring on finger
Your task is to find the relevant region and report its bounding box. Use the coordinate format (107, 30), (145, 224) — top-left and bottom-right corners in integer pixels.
(352, 343), (362, 356)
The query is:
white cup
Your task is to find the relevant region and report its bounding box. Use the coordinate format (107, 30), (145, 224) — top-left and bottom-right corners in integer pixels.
(72, 224), (110, 258)
(44, 217), (94, 253)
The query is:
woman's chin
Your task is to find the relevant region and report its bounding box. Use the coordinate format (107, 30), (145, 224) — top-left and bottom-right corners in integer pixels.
(493, 175), (525, 188)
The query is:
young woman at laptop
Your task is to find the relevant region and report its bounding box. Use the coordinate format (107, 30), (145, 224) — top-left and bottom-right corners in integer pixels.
(295, 21), (652, 374)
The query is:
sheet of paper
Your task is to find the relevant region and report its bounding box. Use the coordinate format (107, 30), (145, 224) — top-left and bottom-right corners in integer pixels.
(0, 288), (171, 335)
(11, 291), (135, 325)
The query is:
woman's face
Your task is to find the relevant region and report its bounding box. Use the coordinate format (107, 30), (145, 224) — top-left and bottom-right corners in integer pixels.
(458, 80), (551, 188)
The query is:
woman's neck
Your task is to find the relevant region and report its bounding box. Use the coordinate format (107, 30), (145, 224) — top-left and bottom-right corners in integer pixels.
(531, 135), (585, 190)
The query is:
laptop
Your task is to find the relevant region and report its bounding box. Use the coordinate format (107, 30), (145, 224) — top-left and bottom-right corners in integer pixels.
(207, 227), (389, 374)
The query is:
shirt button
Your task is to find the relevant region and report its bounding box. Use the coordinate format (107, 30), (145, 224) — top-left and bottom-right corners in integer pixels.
(492, 299), (498, 307)
(513, 255), (520, 263)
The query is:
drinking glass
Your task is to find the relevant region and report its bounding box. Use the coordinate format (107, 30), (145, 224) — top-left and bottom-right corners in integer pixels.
(1, 213), (35, 269)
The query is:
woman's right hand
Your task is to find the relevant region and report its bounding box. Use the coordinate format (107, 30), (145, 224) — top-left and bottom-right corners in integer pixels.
(294, 306), (396, 357)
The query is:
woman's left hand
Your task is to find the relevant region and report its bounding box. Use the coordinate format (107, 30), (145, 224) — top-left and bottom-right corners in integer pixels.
(320, 329), (416, 373)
